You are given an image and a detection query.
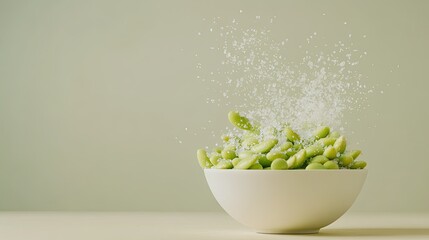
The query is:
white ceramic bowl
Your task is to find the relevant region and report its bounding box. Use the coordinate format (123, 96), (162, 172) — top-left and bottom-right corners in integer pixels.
(204, 169), (367, 234)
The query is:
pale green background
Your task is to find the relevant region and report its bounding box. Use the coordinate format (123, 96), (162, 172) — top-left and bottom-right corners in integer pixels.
(0, 0), (428, 212)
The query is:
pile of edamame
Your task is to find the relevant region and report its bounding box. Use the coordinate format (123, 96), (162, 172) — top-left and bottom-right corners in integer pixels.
(197, 111), (367, 170)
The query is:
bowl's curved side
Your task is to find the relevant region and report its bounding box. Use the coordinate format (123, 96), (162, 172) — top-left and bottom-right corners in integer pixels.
(204, 169), (367, 233)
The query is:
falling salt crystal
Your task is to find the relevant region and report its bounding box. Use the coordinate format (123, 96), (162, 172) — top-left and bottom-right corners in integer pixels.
(210, 28), (213, 32)
(344, 22), (347, 25)
(380, 91), (384, 94)
(256, 16), (261, 19)
(197, 32), (201, 36)
(239, 10), (243, 13)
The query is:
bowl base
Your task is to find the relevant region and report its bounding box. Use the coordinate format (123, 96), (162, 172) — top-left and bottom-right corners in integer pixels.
(257, 229), (320, 234)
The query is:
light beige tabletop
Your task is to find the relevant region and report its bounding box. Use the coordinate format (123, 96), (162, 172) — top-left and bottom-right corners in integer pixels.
(0, 212), (428, 240)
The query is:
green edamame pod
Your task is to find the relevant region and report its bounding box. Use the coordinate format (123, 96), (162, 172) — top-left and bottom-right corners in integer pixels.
(279, 142), (293, 151)
(251, 139), (278, 153)
(284, 127), (300, 142)
(350, 160), (367, 169)
(266, 151), (287, 161)
(292, 143), (303, 151)
(235, 155), (258, 169)
(238, 150), (254, 159)
(314, 126), (330, 139)
(305, 162), (326, 170)
(286, 155), (297, 169)
(228, 111), (253, 131)
(286, 143), (302, 157)
(334, 136), (347, 154)
(294, 149), (308, 168)
(339, 154), (353, 166)
(349, 150), (362, 160)
(197, 149), (213, 168)
(286, 149), (298, 157)
(221, 134), (231, 142)
(258, 154), (272, 168)
(249, 163), (263, 170)
(305, 144), (324, 158)
(317, 137), (337, 146)
(215, 159), (233, 169)
(264, 167), (271, 170)
(329, 131), (340, 138)
(221, 148), (237, 160)
(213, 147), (223, 154)
(242, 137), (259, 148)
(271, 158), (288, 170)
(209, 153), (221, 165)
(323, 146), (337, 159)
(231, 158), (241, 167)
(324, 160), (339, 169)
(310, 155), (329, 164)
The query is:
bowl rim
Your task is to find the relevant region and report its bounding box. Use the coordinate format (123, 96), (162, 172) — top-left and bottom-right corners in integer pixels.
(204, 168), (368, 172)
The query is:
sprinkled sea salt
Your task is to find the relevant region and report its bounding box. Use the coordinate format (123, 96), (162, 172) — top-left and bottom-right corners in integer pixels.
(196, 16), (374, 141)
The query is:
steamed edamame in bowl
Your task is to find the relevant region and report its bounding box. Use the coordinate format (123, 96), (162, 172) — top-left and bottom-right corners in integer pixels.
(197, 111), (367, 171)
(197, 111), (368, 234)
